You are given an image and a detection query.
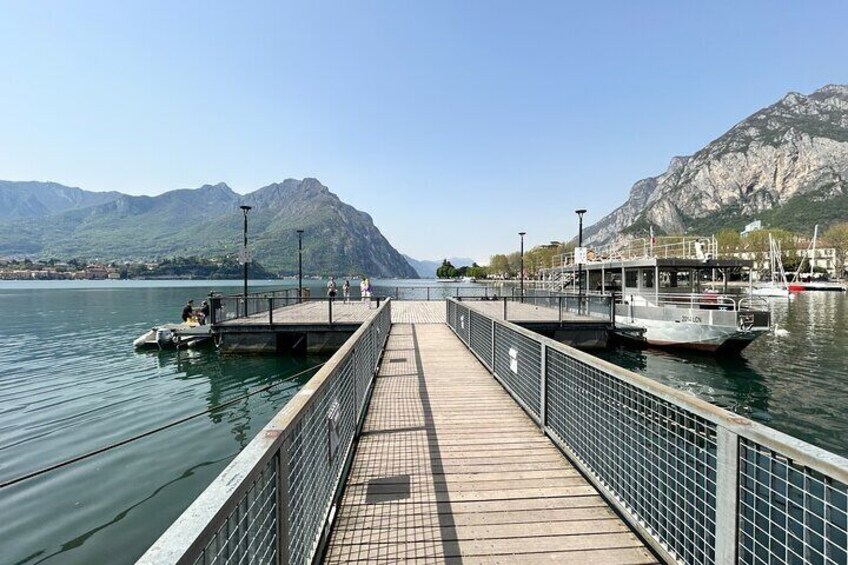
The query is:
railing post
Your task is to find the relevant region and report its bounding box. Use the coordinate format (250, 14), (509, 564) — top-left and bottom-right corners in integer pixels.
(715, 427), (739, 564)
(269, 298), (274, 324)
(540, 343), (547, 429)
(426, 287), (430, 301)
(395, 287), (399, 300)
(558, 297), (563, 323)
(276, 435), (291, 565)
(490, 318), (496, 372)
(328, 298), (333, 325)
(503, 297), (507, 320)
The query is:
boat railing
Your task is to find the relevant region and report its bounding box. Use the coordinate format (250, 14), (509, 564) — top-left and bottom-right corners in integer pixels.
(446, 298), (848, 565)
(137, 300), (392, 565)
(618, 291), (768, 312)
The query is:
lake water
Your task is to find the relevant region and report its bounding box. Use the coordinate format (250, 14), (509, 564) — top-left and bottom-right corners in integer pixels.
(1, 280), (847, 564)
(0, 280), (330, 565)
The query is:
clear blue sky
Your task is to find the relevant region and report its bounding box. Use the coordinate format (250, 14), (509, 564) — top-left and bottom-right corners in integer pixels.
(1, 1), (846, 263)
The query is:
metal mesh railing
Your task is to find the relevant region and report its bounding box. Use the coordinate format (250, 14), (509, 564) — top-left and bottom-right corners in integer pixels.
(546, 348), (717, 564)
(738, 439), (848, 564)
(139, 300), (392, 565)
(446, 298), (848, 565)
(469, 310), (492, 371)
(190, 459), (279, 565)
(492, 323), (542, 421)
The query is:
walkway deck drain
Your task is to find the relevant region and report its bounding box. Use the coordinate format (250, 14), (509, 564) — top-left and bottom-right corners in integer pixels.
(388, 358), (407, 363)
(365, 475), (410, 504)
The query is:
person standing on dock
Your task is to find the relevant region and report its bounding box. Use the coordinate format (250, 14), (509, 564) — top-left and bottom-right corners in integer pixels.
(198, 300), (210, 325)
(342, 279), (350, 304)
(327, 276), (337, 301)
(181, 299), (194, 322)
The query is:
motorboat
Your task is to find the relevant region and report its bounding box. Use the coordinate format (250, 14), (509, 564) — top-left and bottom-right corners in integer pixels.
(133, 321), (212, 349)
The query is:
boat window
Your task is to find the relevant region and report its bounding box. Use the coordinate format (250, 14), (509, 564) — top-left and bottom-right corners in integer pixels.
(643, 270), (654, 288)
(625, 270), (638, 288)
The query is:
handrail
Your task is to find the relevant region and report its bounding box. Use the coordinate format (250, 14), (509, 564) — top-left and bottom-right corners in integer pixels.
(447, 298), (848, 564)
(138, 299), (392, 565)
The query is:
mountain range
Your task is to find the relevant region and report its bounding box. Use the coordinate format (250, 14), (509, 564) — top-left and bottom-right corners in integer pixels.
(583, 84), (848, 246)
(0, 178), (419, 278)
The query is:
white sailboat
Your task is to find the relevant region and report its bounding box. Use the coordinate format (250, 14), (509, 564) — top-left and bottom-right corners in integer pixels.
(788, 225), (848, 292)
(751, 235), (793, 298)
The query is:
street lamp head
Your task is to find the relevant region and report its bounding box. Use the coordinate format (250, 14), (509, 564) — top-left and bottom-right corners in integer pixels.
(518, 231), (526, 237)
(296, 229), (304, 235)
(575, 209), (587, 216)
(240, 205), (252, 212)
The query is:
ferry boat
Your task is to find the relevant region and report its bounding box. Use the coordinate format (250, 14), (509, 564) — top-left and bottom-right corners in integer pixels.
(541, 236), (771, 353)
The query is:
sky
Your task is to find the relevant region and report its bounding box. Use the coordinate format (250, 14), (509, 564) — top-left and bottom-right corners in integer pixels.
(1, 1), (847, 264)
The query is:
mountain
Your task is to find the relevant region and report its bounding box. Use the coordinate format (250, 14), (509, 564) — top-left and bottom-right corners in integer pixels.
(403, 255), (477, 278)
(583, 84), (848, 246)
(0, 181), (121, 220)
(0, 178), (419, 278)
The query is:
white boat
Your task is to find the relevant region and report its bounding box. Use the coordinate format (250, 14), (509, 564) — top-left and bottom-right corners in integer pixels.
(751, 235), (793, 298)
(541, 236), (771, 353)
(788, 225), (848, 292)
(460, 276), (477, 283)
(133, 321), (211, 349)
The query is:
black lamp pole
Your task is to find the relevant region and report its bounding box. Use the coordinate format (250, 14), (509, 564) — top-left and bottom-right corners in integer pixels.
(519, 232), (526, 301)
(575, 209), (587, 313)
(296, 229), (304, 302)
(240, 205), (252, 300)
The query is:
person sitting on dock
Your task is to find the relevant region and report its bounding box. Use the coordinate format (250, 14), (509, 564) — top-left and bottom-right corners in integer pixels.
(181, 299), (194, 322)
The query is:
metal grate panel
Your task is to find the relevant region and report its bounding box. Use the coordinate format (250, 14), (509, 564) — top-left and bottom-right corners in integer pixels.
(739, 438), (848, 565)
(191, 459), (278, 565)
(287, 352), (357, 564)
(469, 310), (492, 370)
(545, 347), (718, 564)
(492, 323), (541, 419)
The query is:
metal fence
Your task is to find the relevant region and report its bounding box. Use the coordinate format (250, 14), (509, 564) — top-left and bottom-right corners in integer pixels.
(446, 298), (848, 565)
(138, 300), (392, 565)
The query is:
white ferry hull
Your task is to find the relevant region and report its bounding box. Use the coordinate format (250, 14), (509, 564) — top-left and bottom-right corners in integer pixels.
(615, 304), (770, 353)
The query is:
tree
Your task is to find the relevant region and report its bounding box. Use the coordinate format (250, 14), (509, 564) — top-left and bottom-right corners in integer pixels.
(489, 254), (510, 277)
(824, 222), (848, 278)
(436, 259), (457, 279)
(716, 229), (741, 255)
(466, 263), (487, 279)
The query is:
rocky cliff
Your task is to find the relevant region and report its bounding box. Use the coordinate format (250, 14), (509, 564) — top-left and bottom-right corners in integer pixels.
(583, 84), (848, 245)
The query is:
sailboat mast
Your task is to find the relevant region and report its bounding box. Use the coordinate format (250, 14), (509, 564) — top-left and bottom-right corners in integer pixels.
(810, 225), (819, 278)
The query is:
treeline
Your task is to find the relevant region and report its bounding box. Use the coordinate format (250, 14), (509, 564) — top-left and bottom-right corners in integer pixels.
(435, 241), (575, 280)
(138, 256), (277, 279)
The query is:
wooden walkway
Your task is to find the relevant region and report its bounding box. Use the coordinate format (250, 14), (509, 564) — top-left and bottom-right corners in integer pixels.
(218, 300), (446, 326)
(464, 301), (599, 323)
(323, 324), (656, 564)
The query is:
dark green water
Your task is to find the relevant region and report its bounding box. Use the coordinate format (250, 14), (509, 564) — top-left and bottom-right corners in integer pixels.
(597, 291), (848, 458)
(0, 280), (329, 565)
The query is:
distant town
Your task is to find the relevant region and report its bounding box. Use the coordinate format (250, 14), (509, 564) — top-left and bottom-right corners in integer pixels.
(0, 256), (277, 280)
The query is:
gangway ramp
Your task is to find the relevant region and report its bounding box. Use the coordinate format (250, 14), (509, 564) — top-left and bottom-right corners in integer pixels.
(323, 323), (657, 564)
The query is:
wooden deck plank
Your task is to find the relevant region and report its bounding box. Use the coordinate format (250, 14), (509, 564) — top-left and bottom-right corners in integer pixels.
(322, 323), (656, 564)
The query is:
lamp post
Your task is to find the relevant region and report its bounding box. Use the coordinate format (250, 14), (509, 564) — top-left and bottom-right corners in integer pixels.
(240, 205), (252, 300)
(296, 229), (304, 302)
(575, 209), (587, 313)
(519, 232), (526, 301)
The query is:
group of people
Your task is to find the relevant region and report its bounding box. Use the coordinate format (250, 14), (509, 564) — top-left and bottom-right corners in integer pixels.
(326, 276), (372, 305)
(181, 299), (210, 325)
